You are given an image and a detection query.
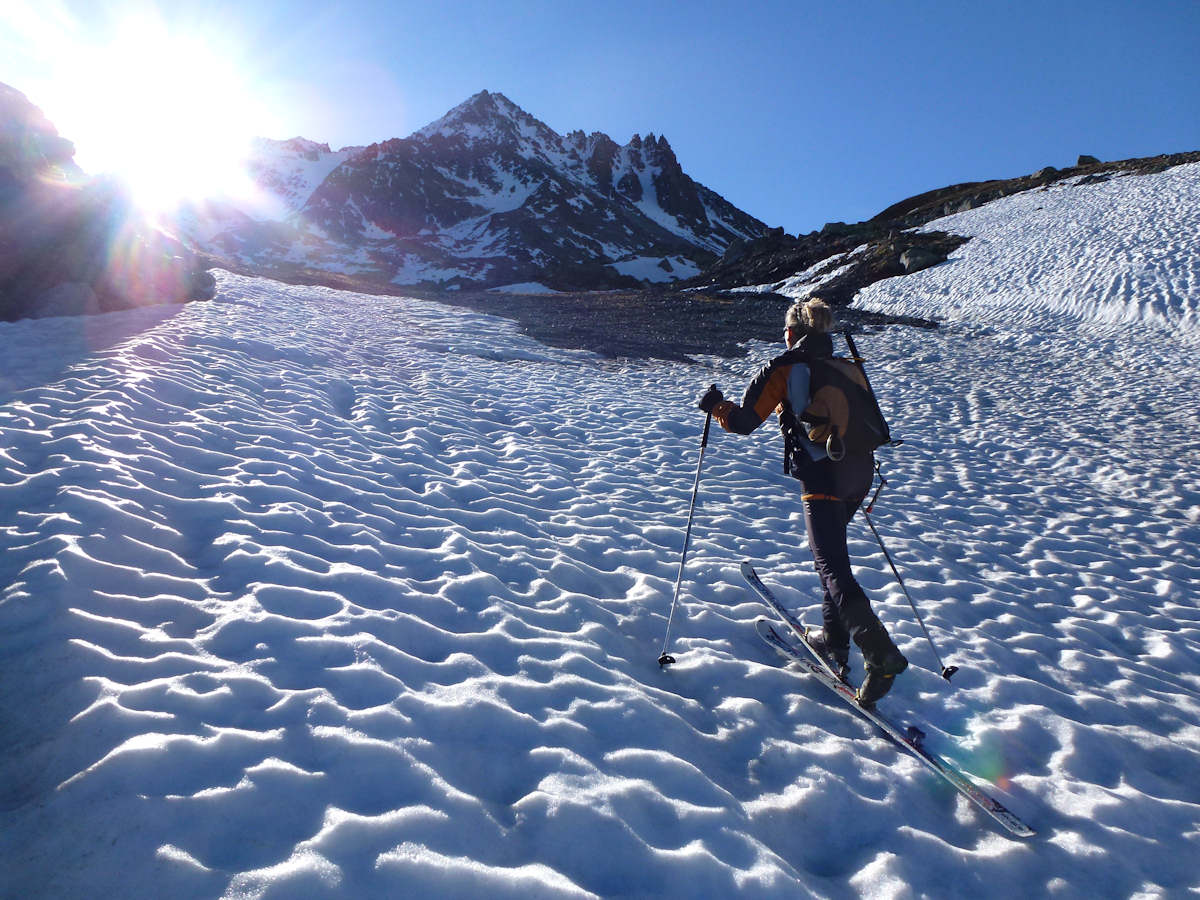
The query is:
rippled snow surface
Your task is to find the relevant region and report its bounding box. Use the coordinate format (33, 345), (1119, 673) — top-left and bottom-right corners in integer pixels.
(860, 162), (1200, 339)
(2, 163), (1199, 899)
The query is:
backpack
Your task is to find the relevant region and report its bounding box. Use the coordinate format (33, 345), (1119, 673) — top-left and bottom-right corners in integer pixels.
(780, 354), (893, 476)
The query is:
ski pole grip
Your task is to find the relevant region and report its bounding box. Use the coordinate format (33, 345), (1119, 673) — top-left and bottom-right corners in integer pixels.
(844, 329), (862, 362)
(700, 384), (716, 447)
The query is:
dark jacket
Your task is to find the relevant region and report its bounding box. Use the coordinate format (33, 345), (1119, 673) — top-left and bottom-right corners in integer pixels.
(714, 332), (873, 501)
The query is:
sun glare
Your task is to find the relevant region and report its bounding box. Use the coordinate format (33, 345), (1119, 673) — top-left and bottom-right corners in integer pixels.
(21, 8), (271, 216)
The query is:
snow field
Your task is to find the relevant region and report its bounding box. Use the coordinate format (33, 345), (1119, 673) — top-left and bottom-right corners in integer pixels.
(859, 162), (1200, 339)
(2, 161), (1199, 899)
(2, 276), (823, 897)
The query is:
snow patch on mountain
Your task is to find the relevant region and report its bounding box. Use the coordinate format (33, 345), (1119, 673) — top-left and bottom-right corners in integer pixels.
(733, 244), (873, 296)
(612, 255), (702, 283)
(246, 137), (362, 220)
(489, 282), (561, 294)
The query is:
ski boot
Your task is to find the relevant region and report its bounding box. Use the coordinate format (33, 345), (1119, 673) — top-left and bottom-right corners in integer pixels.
(855, 649), (909, 708)
(805, 628), (851, 681)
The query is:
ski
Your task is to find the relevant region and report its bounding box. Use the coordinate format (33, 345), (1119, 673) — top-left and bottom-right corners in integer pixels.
(745, 569), (1034, 838)
(741, 561), (846, 680)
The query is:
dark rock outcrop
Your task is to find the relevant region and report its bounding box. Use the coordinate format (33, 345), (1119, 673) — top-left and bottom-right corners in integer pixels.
(867, 150), (1200, 228)
(900, 246), (943, 274)
(1, 82), (215, 322)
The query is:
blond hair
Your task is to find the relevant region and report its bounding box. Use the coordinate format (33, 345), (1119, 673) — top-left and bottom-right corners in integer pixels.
(785, 297), (835, 335)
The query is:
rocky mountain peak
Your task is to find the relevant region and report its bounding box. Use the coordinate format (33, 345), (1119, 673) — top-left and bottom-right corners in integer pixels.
(251, 137), (335, 162)
(181, 89), (769, 291)
(282, 137), (333, 157)
(410, 89), (556, 150)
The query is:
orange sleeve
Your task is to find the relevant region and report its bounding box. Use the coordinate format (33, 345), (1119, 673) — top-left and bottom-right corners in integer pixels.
(751, 365), (789, 422)
(713, 364), (791, 434)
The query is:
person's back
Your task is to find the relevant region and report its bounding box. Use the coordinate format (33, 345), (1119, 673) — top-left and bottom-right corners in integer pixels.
(698, 297), (907, 706)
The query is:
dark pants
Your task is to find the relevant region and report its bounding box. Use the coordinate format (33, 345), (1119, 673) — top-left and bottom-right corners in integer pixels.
(803, 496), (896, 668)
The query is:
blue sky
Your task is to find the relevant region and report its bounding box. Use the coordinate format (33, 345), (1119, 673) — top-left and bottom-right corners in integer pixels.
(4, 0), (1198, 233)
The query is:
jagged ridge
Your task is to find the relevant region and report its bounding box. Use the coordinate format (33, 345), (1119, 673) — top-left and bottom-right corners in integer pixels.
(195, 90), (767, 291)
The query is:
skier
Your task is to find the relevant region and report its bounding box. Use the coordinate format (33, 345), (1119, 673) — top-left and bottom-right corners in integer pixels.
(698, 297), (908, 707)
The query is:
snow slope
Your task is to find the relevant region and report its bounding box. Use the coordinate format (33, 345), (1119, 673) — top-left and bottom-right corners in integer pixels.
(860, 163), (1200, 339)
(1, 163), (1199, 898)
(245, 138), (362, 220)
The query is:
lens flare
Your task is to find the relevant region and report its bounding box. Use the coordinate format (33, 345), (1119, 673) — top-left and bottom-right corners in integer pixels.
(78, 16), (263, 213)
(6, 4), (275, 217)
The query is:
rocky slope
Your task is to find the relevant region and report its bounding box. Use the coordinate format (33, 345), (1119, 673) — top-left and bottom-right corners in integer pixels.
(694, 150), (1200, 306)
(190, 91), (767, 291)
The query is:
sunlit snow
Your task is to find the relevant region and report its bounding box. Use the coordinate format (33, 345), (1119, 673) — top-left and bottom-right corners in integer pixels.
(1, 163), (1198, 897)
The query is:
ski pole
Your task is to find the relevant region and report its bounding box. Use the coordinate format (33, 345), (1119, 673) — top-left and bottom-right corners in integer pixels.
(659, 391), (714, 667)
(843, 330), (901, 448)
(861, 509), (959, 681)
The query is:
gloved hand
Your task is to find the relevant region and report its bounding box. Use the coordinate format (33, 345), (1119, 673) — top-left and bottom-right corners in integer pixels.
(697, 385), (724, 414)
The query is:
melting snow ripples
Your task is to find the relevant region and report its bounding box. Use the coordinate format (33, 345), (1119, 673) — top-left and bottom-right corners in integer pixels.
(2, 154), (1199, 900)
(2, 276), (816, 897)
